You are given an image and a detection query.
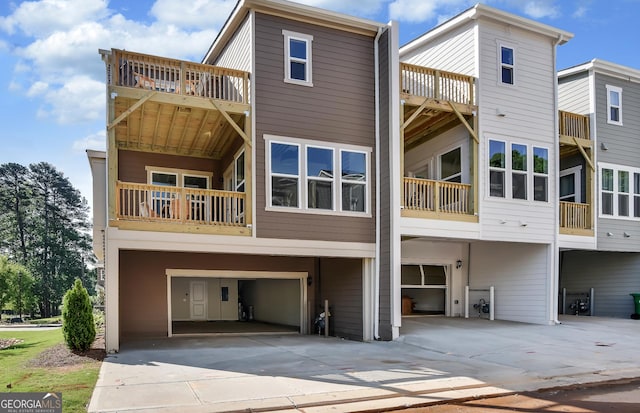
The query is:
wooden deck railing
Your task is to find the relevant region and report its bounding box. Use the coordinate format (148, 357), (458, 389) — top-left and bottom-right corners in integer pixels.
(116, 181), (246, 226)
(559, 111), (590, 140)
(559, 201), (591, 230)
(400, 62), (475, 105)
(403, 177), (471, 215)
(106, 49), (249, 104)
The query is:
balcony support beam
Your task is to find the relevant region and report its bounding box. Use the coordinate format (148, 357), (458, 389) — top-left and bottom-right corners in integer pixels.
(108, 91), (157, 130)
(448, 101), (478, 144)
(208, 98), (251, 147)
(572, 136), (595, 171)
(402, 97), (431, 130)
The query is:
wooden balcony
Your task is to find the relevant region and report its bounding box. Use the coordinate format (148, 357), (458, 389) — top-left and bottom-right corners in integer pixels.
(559, 201), (593, 236)
(559, 111), (590, 141)
(114, 181), (249, 235)
(401, 63), (475, 107)
(402, 177), (477, 222)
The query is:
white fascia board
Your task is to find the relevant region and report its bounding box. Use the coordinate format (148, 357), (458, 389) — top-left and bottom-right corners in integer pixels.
(106, 227), (375, 258)
(86, 149), (106, 160)
(401, 3), (573, 57)
(559, 59), (640, 83)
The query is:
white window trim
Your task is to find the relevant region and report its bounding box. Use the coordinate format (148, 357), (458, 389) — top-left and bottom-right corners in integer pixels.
(599, 162), (640, 220)
(282, 30), (313, 87)
(497, 41), (516, 86)
(265, 134), (371, 217)
(145, 166), (212, 189)
(606, 85), (622, 125)
(437, 145), (463, 182)
(487, 139), (550, 203)
(559, 165), (582, 202)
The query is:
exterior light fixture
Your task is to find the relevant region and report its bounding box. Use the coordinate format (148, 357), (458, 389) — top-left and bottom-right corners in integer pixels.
(456, 260), (463, 269)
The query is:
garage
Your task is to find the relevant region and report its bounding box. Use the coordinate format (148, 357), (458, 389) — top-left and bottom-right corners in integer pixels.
(167, 270), (308, 336)
(401, 264), (449, 316)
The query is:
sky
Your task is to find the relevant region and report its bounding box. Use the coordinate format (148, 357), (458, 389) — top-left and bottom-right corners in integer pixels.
(0, 0), (639, 208)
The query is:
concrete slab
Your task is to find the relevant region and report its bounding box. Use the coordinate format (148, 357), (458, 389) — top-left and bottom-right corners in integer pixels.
(89, 316), (640, 412)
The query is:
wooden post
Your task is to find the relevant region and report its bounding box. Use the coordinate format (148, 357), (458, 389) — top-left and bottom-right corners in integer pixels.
(324, 299), (329, 338)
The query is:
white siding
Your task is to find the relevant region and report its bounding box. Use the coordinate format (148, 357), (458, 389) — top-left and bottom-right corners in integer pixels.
(401, 23), (476, 76)
(471, 241), (551, 324)
(214, 14), (252, 72)
(477, 19), (557, 243)
(558, 72), (590, 114)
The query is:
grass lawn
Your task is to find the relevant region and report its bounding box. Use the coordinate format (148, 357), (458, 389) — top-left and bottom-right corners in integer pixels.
(0, 329), (101, 412)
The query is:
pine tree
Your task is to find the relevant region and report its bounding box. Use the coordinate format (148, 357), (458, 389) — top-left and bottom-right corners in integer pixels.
(62, 279), (96, 351)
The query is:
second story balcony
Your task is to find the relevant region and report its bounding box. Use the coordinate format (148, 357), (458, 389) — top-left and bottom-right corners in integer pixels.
(100, 49), (252, 236)
(558, 110), (594, 236)
(400, 63), (478, 223)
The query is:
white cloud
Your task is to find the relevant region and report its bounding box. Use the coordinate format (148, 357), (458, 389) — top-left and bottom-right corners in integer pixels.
(0, 0), (109, 37)
(72, 130), (106, 153)
(27, 80), (48, 97)
(572, 5), (588, 18)
(150, 0), (237, 29)
(494, 0), (561, 19)
(37, 75), (105, 124)
(292, 0), (387, 17)
(389, 0), (472, 23)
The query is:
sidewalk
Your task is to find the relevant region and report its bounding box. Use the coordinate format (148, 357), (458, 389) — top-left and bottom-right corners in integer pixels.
(88, 316), (640, 412)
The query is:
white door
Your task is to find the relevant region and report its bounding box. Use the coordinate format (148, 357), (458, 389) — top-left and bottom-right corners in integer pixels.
(190, 281), (207, 320)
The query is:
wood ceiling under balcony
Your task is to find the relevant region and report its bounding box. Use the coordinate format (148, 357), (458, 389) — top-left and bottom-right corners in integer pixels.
(112, 91), (245, 159)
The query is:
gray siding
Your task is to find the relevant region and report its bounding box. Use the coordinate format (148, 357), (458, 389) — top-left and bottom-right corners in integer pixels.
(561, 250), (640, 318)
(377, 29), (393, 340)
(254, 12), (376, 243)
(595, 73), (640, 251)
(319, 257), (363, 341)
(558, 71), (590, 114)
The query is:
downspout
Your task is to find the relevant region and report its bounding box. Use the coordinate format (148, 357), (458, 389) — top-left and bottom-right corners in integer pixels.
(373, 25), (383, 340)
(552, 34), (565, 325)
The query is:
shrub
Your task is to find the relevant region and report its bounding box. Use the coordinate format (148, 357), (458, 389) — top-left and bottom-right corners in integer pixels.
(62, 279), (96, 351)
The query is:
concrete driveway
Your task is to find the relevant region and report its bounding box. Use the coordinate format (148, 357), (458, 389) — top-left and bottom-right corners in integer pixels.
(88, 316), (640, 412)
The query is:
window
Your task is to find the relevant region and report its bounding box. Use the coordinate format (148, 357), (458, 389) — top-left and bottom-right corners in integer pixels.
(599, 164), (640, 219)
(606, 85), (622, 125)
(283, 30), (313, 86)
(511, 144), (527, 200)
(145, 167), (212, 218)
(488, 140), (548, 202)
(533, 147), (549, 202)
(500, 45), (514, 85)
(266, 136), (370, 215)
(489, 140), (506, 197)
(440, 147), (462, 182)
(560, 166), (582, 203)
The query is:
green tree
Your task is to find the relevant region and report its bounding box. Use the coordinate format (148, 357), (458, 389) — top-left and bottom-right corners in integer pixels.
(62, 279), (96, 351)
(0, 256), (12, 312)
(0, 256), (36, 318)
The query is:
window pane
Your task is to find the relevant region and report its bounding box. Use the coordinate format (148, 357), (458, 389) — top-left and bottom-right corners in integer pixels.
(610, 107), (619, 122)
(489, 140), (505, 168)
(501, 47), (513, 65)
(602, 193), (613, 215)
(183, 176), (207, 189)
(619, 171), (629, 192)
(602, 169), (613, 191)
(307, 147), (333, 177)
(308, 180), (332, 210)
(560, 174), (575, 198)
(534, 176), (548, 202)
(271, 177), (298, 207)
(501, 67), (513, 84)
(512, 144), (527, 171)
(152, 172), (177, 186)
(290, 61), (306, 81)
(342, 182), (365, 212)
(423, 265), (446, 285)
(534, 147), (548, 173)
(512, 173), (527, 199)
(342, 151), (366, 180)
(401, 265), (422, 285)
(635, 173), (640, 194)
(619, 194), (629, 216)
(440, 147), (461, 180)
(610, 90), (619, 106)
(271, 143), (299, 175)
(490, 170), (505, 197)
(290, 39), (306, 59)
(635, 196), (640, 218)
(235, 152), (245, 183)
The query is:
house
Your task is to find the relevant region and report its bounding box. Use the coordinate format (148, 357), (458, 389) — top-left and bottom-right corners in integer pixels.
(90, 0), (396, 352)
(558, 59), (640, 317)
(378, 4), (573, 339)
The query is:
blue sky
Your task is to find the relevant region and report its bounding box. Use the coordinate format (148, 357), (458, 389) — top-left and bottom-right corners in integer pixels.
(0, 0), (639, 205)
